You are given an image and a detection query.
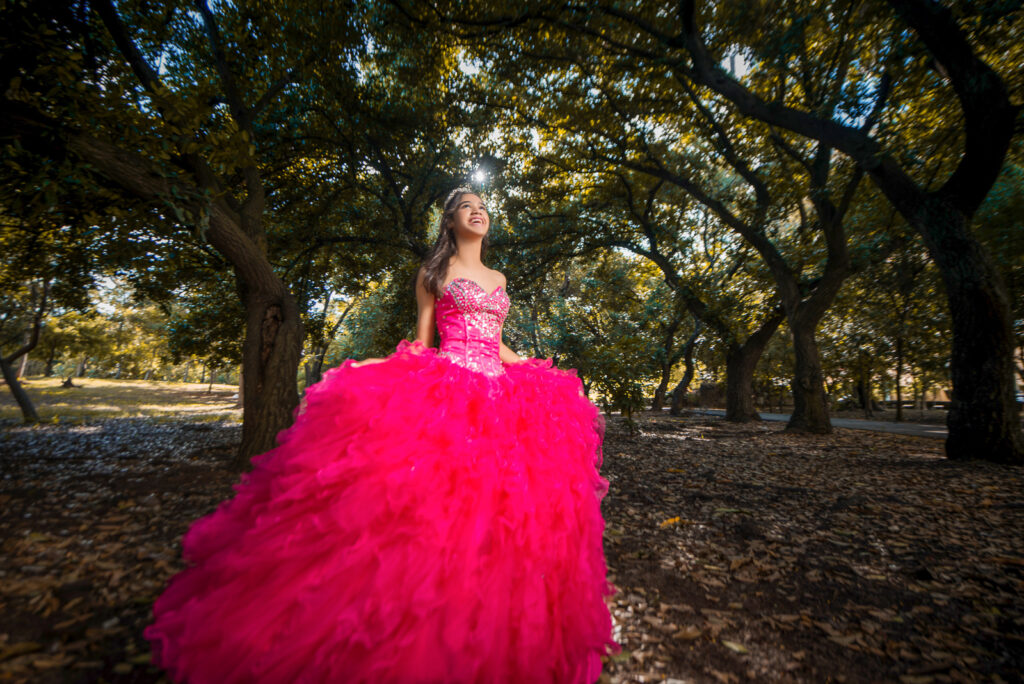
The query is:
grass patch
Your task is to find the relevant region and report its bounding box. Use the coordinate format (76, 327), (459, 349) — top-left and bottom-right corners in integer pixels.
(0, 376), (243, 424)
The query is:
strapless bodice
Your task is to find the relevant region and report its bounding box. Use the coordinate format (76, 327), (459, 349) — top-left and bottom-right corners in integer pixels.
(436, 278), (510, 377)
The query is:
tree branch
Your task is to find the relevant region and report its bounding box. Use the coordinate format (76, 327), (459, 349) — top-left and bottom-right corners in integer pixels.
(90, 0), (163, 97)
(677, 0), (927, 222)
(2, 279), (50, 364)
(884, 0), (1020, 212)
(195, 0), (248, 125)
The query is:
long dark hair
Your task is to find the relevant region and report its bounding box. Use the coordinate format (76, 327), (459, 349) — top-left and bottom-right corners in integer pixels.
(421, 186), (489, 298)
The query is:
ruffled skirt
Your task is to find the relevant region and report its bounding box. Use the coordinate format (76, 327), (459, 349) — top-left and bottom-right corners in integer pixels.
(143, 341), (618, 683)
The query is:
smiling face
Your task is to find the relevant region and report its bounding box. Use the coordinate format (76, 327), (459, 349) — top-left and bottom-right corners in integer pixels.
(448, 193), (489, 238)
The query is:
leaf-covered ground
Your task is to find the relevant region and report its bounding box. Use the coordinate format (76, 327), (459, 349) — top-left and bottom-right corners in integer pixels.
(0, 412), (1021, 683)
(599, 415), (1023, 683)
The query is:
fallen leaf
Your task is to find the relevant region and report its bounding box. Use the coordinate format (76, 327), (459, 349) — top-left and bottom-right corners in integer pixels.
(721, 640), (748, 654)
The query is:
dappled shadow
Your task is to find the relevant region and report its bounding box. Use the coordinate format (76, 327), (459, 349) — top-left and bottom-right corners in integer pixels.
(600, 413), (1023, 682)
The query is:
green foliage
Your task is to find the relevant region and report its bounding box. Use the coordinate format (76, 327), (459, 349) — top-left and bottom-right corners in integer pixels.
(820, 234), (951, 404)
(26, 280), (229, 383)
(504, 250), (682, 413)
(975, 141), (1024, 357)
(3, 0), (1018, 419)
(34, 310), (108, 377)
(162, 279), (244, 370)
(332, 271), (418, 364)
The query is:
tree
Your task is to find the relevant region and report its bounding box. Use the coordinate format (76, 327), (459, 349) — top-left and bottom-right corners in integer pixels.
(418, 0), (881, 432)
(820, 232), (952, 419)
(35, 309), (108, 379)
(973, 141), (1024, 389)
(432, 0), (1022, 460)
(1, 1), (491, 463)
(671, 0), (1022, 461)
(593, 180), (788, 423)
(484, 135), (787, 423)
(535, 252), (669, 416)
(0, 277), (50, 421)
(0, 203), (96, 421)
(1, 1), (356, 458)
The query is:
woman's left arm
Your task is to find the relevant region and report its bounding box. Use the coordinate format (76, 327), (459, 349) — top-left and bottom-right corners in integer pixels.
(499, 341), (523, 364)
(495, 271), (523, 364)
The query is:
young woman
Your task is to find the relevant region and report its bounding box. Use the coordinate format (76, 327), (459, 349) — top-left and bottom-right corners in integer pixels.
(144, 187), (618, 683)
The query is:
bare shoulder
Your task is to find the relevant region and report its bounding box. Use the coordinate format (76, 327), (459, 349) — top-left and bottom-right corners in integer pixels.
(415, 266), (433, 300)
(490, 268), (507, 288)
(416, 265), (433, 291)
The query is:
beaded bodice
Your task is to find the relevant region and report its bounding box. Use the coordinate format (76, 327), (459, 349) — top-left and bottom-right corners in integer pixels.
(436, 278), (510, 377)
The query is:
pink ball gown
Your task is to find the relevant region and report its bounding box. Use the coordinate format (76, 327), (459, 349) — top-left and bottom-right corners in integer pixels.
(143, 277), (619, 683)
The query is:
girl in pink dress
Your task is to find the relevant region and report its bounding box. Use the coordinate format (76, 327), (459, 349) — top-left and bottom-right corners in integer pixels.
(143, 186), (618, 683)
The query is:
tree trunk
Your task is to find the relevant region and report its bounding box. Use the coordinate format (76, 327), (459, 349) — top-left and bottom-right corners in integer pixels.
(304, 293), (345, 388)
(724, 344), (760, 422)
(17, 347), (29, 378)
(652, 372), (670, 412)
(921, 205), (1023, 462)
(235, 365), (244, 409)
(668, 371), (694, 415)
(858, 380), (871, 416)
(183, 359), (191, 383)
(529, 298), (544, 359)
(895, 335), (904, 422)
(724, 311), (783, 422)
(236, 288), (303, 469)
(0, 357), (39, 423)
(305, 349), (325, 387)
(303, 360), (313, 388)
(670, 323), (703, 415)
(676, 0), (1022, 462)
(787, 317), (832, 433)
(44, 347), (56, 377)
(1, 280), (49, 421)
(76, 357), (87, 377)
(314, 348), (328, 383)
(652, 317), (685, 412)
(856, 350), (873, 417)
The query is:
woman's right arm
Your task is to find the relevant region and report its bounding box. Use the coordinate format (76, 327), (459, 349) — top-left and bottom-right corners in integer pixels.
(414, 267), (435, 348)
(352, 269), (433, 368)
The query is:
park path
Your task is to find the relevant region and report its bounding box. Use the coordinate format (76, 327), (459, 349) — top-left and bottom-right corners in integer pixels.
(692, 409), (947, 438)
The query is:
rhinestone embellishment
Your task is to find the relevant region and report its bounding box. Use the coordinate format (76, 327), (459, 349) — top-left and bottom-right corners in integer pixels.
(435, 278), (510, 377)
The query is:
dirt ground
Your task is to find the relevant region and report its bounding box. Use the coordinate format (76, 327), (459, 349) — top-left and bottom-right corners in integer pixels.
(0, 413), (1021, 683)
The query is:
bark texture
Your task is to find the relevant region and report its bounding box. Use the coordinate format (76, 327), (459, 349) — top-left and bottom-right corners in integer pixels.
(669, 323), (702, 415)
(725, 310), (785, 422)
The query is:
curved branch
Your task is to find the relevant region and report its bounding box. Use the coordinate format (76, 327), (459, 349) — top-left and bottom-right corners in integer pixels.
(195, 0), (248, 125)
(884, 0), (1020, 211)
(90, 0), (163, 96)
